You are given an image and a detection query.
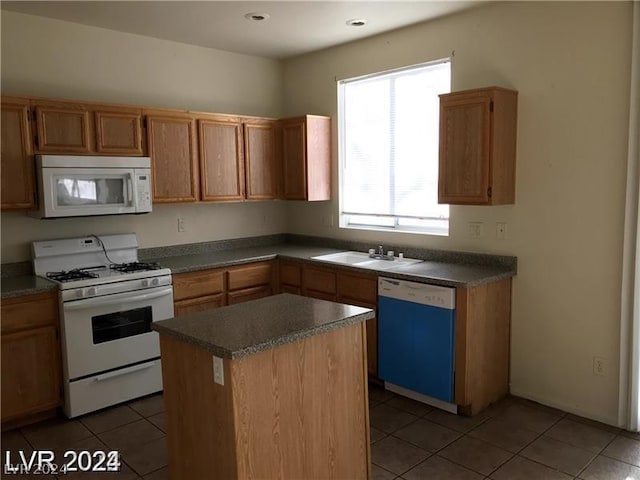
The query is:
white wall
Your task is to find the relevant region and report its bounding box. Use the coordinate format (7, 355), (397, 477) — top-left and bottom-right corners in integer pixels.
(282, 2), (633, 425)
(1, 10), (286, 262)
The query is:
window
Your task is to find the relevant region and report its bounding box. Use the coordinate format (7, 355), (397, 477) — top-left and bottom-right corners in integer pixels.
(338, 60), (451, 235)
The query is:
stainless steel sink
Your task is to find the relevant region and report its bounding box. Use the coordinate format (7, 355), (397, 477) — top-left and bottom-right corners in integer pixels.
(311, 251), (422, 271)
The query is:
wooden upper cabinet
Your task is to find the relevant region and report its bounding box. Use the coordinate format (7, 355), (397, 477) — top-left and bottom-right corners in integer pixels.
(31, 99), (144, 156)
(146, 113), (199, 203)
(438, 87), (517, 205)
(281, 115), (331, 201)
(94, 109), (143, 155)
(1, 97), (35, 209)
(33, 101), (91, 153)
(244, 120), (277, 200)
(198, 116), (244, 202)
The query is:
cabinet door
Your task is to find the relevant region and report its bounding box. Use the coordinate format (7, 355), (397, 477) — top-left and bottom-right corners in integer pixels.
(1, 326), (61, 421)
(34, 102), (91, 153)
(227, 285), (272, 305)
(175, 293), (226, 316)
(438, 95), (492, 204)
(95, 109), (143, 155)
(146, 115), (199, 203)
(199, 119), (244, 201)
(227, 262), (273, 291)
(1, 98), (35, 209)
(244, 121), (277, 200)
(173, 269), (225, 301)
(337, 272), (378, 376)
(282, 119), (307, 200)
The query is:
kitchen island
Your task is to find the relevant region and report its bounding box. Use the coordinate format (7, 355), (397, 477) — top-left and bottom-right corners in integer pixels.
(152, 293), (374, 479)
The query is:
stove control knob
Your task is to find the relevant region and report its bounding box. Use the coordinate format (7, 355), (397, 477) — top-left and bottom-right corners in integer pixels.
(142, 279), (149, 287)
(87, 287), (97, 296)
(76, 289), (85, 299)
(151, 278), (160, 286)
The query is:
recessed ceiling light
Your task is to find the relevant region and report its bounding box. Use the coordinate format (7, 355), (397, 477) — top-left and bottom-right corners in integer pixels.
(245, 12), (270, 22)
(346, 19), (367, 27)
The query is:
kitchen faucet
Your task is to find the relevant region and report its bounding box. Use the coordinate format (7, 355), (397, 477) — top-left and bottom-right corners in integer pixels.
(369, 245), (395, 261)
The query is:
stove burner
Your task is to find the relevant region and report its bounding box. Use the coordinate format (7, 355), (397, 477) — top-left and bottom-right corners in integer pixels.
(110, 262), (162, 273)
(46, 269), (100, 282)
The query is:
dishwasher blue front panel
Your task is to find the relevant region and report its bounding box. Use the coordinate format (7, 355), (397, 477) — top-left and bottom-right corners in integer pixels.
(378, 296), (455, 402)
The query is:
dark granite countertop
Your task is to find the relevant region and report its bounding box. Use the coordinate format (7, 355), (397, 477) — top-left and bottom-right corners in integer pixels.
(147, 243), (515, 288)
(1, 275), (57, 299)
(152, 293), (374, 359)
(1, 237), (517, 299)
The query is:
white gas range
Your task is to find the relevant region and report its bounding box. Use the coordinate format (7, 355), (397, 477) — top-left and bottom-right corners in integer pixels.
(32, 233), (173, 418)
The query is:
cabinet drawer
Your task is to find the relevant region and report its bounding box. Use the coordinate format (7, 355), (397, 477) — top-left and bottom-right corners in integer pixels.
(173, 269), (225, 301)
(228, 262), (273, 291)
(303, 266), (336, 294)
(175, 293), (226, 316)
(227, 285), (272, 305)
(280, 262), (301, 287)
(337, 273), (377, 305)
(1, 292), (58, 334)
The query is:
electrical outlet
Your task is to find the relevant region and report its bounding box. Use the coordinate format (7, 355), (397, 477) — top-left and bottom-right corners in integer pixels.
(496, 222), (507, 240)
(177, 217), (185, 233)
(593, 356), (606, 376)
(468, 222), (483, 239)
(212, 355), (224, 385)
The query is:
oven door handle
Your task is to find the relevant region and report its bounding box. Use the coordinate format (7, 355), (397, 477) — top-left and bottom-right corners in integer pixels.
(94, 360), (158, 382)
(64, 287), (173, 311)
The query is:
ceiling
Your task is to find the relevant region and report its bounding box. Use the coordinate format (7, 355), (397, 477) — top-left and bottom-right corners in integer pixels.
(1, 1), (479, 59)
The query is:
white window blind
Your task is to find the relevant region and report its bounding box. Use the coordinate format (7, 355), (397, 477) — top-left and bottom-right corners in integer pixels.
(338, 60), (451, 234)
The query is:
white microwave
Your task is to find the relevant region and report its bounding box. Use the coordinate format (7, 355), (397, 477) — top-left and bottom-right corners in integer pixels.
(30, 155), (152, 219)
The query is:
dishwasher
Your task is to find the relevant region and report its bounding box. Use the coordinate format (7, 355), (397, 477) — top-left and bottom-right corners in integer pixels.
(378, 277), (456, 411)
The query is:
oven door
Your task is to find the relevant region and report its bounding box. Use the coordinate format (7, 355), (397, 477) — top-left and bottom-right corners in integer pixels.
(61, 285), (174, 380)
(40, 167), (138, 218)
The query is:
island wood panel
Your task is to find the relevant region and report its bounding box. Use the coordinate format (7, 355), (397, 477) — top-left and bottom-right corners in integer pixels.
(231, 321), (370, 479)
(172, 268), (225, 302)
(454, 278), (512, 415)
(174, 293), (226, 316)
(159, 335), (238, 480)
(34, 102), (92, 154)
(94, 109), (143, 155)
(244, 121), (277, 200)
(146, 114), (199, 203)
(1, 97), (35, 209)
(199, 118), (245, 202)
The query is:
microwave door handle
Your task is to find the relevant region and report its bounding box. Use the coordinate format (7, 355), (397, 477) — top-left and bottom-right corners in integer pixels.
(64, 287), (173, 311)
(127, 174), (134, 206)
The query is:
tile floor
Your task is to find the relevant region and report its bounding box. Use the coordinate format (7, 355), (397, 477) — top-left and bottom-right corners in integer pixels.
(2, 386), (639, 479)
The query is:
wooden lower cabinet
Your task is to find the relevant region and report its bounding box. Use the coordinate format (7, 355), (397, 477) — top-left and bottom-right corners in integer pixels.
(1, 292), (61, 426)
(283, 261), (379, 377)
(337, 271), (378, 377)
(454, 278), (512, 415)
(174, 293), (226, 316)
(173, 261), (275, 314)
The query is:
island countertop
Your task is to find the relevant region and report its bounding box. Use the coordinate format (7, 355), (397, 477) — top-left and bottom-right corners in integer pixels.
(152, 293), (374, 359)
